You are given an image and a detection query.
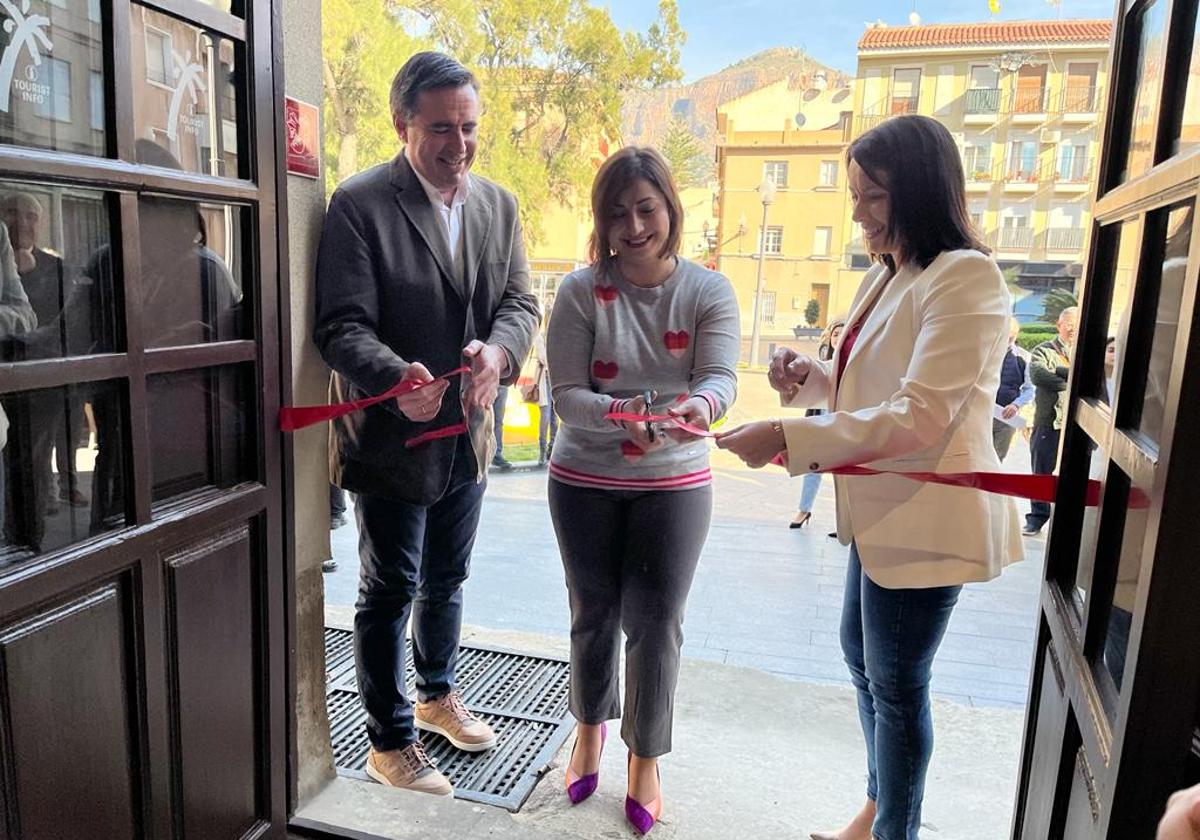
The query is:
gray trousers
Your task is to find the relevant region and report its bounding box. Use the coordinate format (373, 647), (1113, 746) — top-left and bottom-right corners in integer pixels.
(548, 479), (712, 757)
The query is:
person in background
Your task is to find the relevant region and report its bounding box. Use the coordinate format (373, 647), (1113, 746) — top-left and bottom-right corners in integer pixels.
(546, 146), (739, 835)
(791, 317), (844, 528)
(1023, 305), (1078, 536)
(993, 316), (1034, 461)
(716, 115), (1021, 840)
(535, 291), (557, 466)
(491, 388), (513, 470)
(1, 192), (89, 514)
(0, 221), (36, 548)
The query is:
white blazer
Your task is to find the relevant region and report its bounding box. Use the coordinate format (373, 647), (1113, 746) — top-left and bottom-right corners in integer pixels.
(781, 249), (1024, 588)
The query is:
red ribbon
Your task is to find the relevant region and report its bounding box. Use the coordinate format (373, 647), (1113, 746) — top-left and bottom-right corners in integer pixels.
(604, 411), (715, 438)
(278, 365), (471, 434)
(768, 452), (1106, 506)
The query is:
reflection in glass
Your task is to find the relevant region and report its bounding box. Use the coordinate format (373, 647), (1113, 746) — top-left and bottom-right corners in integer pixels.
(0, 180), (116, 361)
(0, 380), (125, 566)
(1140, 205), (1191, 442)
(1095, 221), (1140, 402)
(130, 6), (242, 178)
(139, 193), (245, 348)
(149, 365), (254, 505)
(1073, 442), (1108, 613)
(0, 0), (106, 156)
(1102, 473), (1150, 696)
(1173, 16), (1200, 157)
(1124, 0), (1168, 181)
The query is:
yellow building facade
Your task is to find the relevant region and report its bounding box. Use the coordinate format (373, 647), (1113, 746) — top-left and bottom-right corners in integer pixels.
(714, 80), (862, 344)
(851, 20), (1112, 317)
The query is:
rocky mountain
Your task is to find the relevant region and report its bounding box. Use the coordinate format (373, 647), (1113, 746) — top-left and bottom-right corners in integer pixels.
(621, 47), (852, 160)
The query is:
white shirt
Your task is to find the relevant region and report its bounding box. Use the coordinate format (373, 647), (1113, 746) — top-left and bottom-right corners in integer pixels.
(406, 148), (470, 260)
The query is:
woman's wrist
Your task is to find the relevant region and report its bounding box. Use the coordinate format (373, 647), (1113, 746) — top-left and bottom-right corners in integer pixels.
(770, 417), (785, 448)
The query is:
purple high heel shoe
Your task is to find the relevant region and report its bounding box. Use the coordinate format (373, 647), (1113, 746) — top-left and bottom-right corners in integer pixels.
(624, 755), (662, 835)
(564, 722), (606, 804)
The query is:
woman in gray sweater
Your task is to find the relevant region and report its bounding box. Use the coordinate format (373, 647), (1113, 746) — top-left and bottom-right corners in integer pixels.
(546, 146), (739, 834)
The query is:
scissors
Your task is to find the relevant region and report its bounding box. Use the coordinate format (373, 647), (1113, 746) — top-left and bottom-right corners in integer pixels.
(642, 388), (657, 443)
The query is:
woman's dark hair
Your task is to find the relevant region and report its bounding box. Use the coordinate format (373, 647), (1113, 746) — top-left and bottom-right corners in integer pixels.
(847, 115), (987, 271)
(588, 146), (683, 278)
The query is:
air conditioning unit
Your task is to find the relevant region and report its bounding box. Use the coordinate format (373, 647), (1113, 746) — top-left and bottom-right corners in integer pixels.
(1040, 129), (1061, 144)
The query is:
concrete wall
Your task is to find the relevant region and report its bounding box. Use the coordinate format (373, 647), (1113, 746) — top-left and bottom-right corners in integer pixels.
(281, 0), (336, 802)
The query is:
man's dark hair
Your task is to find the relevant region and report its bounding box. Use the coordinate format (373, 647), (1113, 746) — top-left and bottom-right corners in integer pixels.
(389, 52), (478, 123)
(847, 114), (987, 272)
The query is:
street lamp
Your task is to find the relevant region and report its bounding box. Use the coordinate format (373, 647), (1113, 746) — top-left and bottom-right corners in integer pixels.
(748, 178), (777, 367)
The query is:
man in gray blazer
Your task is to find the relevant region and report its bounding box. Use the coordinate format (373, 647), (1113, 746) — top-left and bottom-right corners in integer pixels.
(314, 51), (539, 796)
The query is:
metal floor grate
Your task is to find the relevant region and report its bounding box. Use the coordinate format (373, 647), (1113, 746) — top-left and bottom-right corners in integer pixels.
(324, 626), (574, 812)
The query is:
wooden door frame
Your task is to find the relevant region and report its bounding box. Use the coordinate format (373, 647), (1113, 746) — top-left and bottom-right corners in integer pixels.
(1011, 0), (1200, 835)
(0, 0), (294, 834)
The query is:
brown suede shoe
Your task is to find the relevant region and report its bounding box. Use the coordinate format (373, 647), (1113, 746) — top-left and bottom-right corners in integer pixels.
(414, 690), (497, 752)
(364, 743), (453, 796)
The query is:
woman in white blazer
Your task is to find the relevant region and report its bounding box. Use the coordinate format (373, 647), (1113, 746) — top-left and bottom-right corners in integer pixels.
(718, 115), (1023, 840)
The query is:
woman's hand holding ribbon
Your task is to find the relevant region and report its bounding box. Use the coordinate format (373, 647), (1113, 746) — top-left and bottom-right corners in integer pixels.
(395, 362), (448, 422)
(767, 347), (813, 401)
(715, 419), (786, 469)
(664, 396), (712, 443)
(619, 392), (667, 452)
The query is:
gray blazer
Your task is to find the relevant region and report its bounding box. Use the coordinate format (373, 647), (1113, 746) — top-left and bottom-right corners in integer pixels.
(314, 153), (539, 505)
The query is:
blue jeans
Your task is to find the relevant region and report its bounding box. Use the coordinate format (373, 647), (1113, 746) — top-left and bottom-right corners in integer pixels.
(352, 447), (486, 751)
(798, 471), (822, 512)
(840, 544), (962, 840)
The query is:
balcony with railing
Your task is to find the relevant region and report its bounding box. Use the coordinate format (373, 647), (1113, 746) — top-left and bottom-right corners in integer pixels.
(1050, 156), (1094, 192)
(1059, 85), (1101, 119)
(1003, 160), (1041, 191)
(964, 88), (1002, 121)
(1045, 227), (1086, 252)
(996, 226), (1035, 251)
(1011, 87), (1048, 120)
(961, 149), (995, 191)
(890, 95), (920, 115)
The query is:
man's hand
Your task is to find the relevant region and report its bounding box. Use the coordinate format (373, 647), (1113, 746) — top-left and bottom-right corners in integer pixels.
(462, 340), (507, 413)
(664, 396), (712, 442)
(768, 347), (813, 399)
(394, 362), (448, 422)
(714, 419), (786, 469)
(1002, 404), (1019, 420)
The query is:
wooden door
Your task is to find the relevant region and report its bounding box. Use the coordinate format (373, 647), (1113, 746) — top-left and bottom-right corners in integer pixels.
(0, 0), (290, 837)
(1012, 1), (1200, 836)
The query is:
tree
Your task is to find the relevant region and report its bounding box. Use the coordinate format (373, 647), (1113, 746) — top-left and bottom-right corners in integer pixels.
(1039, 288), (1079, 324)
(329, 0), (686, 242)
(659, 114), (708, 189)
(804, 299), (820, 327)
(322, 0), (427, 193)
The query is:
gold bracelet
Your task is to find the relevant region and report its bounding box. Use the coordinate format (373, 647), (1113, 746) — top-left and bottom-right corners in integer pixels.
(770, 417), (784, 438)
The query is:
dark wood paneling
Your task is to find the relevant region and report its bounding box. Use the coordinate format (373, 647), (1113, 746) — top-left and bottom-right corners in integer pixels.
(1017, 645), (1072, 839)
(0, 584), (140, 840)
(165, 523), (261, 839)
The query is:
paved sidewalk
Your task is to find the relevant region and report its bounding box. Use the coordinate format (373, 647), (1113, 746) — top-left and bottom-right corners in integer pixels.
(298, 623), (1025, 840)
(323, 370), (1047, 709)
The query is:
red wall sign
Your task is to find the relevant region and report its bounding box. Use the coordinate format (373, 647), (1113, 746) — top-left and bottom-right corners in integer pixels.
(285, 96), (320, 179)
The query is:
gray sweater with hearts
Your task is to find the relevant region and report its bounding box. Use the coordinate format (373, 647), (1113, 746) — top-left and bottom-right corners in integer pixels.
(545, 259), (740, 490)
